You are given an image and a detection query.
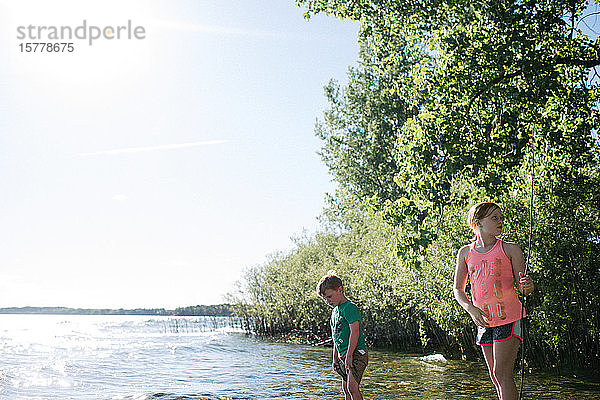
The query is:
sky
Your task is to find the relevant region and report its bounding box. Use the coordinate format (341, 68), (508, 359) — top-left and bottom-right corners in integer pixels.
(0, 0), (359, 309)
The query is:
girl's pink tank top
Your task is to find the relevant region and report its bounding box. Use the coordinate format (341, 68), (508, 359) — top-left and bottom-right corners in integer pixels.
(466, 239), (525, 327)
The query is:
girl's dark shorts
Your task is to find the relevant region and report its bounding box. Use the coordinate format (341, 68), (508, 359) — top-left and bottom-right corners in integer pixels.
(334, 348), (368, 383)
(476, 319), (523, 346)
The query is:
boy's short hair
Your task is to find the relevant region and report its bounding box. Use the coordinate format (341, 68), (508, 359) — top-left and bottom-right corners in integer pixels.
(317, 272), (343, 296)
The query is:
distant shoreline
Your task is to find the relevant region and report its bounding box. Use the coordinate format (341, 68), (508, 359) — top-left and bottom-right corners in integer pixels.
(0, 305), (232, 316)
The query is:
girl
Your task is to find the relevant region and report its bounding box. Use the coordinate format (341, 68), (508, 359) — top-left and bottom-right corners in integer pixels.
(453, 202), (534, 400)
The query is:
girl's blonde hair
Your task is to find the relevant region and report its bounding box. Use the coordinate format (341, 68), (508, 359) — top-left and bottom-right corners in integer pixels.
(467, 202), (501, 231)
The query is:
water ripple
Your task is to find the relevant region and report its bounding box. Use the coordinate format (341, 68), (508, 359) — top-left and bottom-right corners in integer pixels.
(1, 315), (598, 400)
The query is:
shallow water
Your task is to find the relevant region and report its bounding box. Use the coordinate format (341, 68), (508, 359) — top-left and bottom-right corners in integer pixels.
(0, 315), (598, 399)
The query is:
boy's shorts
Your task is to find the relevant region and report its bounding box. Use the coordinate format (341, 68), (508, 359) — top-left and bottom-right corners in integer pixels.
(334, 348), (368, 383)
(476, 319), (523, 346)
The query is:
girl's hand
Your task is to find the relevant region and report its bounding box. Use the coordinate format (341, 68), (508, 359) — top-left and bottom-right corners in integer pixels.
(519, 272), (535, 295)
(468, 305), (490, 327)
(332, 360), (339, 372)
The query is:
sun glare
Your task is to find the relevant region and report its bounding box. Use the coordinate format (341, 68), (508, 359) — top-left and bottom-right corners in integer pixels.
(3, 0), (158, 96)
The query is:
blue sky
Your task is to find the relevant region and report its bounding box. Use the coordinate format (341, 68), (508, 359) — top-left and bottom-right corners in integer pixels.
(0, 0), (359, 308)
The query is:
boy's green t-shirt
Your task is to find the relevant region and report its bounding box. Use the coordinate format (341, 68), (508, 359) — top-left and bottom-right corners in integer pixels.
(330, 300), (367, 357)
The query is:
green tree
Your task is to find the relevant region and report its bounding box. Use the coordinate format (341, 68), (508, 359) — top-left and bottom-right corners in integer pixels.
(234, 0), (600, 370)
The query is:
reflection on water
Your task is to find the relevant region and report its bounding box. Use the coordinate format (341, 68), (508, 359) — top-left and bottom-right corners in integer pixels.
(301, 345), (600, 400)
(358, 349), (600, 399)
(0, 315), (598, 399)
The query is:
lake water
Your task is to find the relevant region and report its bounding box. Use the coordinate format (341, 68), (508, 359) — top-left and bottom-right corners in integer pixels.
(1, 315), (598, 399)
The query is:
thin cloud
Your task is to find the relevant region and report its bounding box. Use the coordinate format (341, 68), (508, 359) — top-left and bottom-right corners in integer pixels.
(78, 140), (229, 157)
(149, 18), (285, 39)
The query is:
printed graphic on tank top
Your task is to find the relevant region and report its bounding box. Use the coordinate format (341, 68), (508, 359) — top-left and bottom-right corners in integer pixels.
(466, 239), (525, 327)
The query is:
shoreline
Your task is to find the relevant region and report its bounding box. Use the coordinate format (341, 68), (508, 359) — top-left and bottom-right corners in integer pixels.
(0, 305), (232, 316)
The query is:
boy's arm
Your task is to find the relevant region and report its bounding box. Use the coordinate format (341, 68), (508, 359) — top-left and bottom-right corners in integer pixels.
(332, 343), (339, 370)
(345, 321), (360, 371)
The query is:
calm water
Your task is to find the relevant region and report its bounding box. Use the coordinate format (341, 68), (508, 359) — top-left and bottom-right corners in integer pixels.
(0, 315), (598, 399)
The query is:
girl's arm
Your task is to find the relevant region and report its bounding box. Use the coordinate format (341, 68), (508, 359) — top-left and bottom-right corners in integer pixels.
(345, 321), (360, 371)
(453, 245), (490, 327)
(504, 242), (534, 295)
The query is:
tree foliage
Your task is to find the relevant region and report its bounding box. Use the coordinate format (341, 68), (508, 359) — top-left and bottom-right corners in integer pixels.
(234, 0), (600, 370)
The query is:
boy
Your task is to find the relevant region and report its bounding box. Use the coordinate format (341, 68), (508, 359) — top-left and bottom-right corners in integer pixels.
(317, 273), (368, 400)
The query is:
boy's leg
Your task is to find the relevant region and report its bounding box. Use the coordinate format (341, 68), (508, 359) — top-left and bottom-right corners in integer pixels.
(481, 345), (500, 398)
(492, 336), (521, 400)
(346, 371), (363, 400)
(341, 378), (351, 400)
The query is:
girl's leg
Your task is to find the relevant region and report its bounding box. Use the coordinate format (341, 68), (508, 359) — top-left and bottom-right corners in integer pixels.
(481, 345), (501, 398)
(492, 336), (521, 400)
